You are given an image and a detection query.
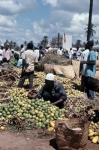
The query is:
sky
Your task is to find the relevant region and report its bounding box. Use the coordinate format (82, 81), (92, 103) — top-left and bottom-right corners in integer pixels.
(0, 0), (99, 46)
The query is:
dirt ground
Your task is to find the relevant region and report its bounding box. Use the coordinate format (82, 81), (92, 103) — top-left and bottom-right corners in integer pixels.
(0, 130), (99, 150)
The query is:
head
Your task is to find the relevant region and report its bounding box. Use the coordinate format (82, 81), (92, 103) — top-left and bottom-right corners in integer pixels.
(21, 44), (24, 48)
(46, 44), (50, 48)
(45, 73), (54, 88)
(60, 47), (62, 50)
(5, 43), (9, 50)
(87, 40), (94, 51)
(39, 46), (43, 50)
(2, 57), (7, 63)
(27, 43), (33, 50)
(77, 47), (79, 51)
(1, 44), (4, 49)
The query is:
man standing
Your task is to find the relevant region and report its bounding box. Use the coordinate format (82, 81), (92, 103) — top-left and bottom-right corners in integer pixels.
(20, 44), (25, 58)
(0, 44), (4, 65)
(79, 43), (89, 92)
(2, 43), (12, 62)
(81, 41), (96, 100)
(18, 43), (38, 89)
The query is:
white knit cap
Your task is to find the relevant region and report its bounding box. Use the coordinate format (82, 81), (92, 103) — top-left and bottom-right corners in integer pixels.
(45, 73), (54, 81)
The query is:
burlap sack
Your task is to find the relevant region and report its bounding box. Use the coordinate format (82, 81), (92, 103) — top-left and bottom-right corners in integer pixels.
(96, 60), (99, 68)
(53, 65), (64, 75)
(72, 60), (80, 78)
(53, 65), (75, 79)
(44, 64), (54, 74)
(61, 65), (75, 79)
(95, 71), (99, 79)
(55, 119), (89, 150)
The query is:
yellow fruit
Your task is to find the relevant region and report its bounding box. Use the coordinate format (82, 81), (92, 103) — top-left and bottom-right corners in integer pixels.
(94, 132), (99, 136)
(92, 136), (98, 144)
(88, 132), (94, 137)
(98, 137), (99, 143)
(88, 129), (93, 134)
(50, 121), (55, 128)
(0, 126), (5, 131)
(48, 127), (54, 132)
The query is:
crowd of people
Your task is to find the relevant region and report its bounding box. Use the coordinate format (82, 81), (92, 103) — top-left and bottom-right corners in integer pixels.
(0, 40), (98, 108)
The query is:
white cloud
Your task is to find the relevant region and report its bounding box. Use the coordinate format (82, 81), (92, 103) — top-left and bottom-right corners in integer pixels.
(0, 0), (37, 15)
(42, 0), (57, 7)
(0, 0), (98, 46)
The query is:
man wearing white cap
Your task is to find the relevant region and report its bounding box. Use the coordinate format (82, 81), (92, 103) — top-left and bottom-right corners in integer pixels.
(36, 73), (67, 108)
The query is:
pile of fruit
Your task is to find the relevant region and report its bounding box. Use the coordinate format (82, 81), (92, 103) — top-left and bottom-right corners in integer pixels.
(88, 121), (99, 144)
(0, 88), (67, 129)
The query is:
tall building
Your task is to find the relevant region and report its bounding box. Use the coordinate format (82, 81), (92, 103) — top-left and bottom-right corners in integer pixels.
(50, 34), (72, 51)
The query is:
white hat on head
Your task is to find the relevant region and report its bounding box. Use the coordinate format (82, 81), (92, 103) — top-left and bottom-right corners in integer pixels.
(45, 73), (54, 81)
(47, 44), (50, 47)
(6, 43), (9, 45)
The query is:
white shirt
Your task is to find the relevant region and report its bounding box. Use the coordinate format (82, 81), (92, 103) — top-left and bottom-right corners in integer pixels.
(20, 47), (25, 58)
(0, 49), (3, 61)
(48, 47), (52, 51)
(69, 50), (72, 59)
(34, 49), (39, 60)
(81, 49), (89, 76)
(57, 49), (62, 55)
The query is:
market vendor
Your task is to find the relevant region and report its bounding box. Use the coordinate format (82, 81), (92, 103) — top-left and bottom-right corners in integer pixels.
(35, 73), (67, 108)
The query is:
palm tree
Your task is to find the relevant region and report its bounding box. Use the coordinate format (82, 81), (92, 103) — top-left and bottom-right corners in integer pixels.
(87, 0), (93, 41)
(85, 23), (96, 38)
(76, 39), (82, 47)
(43, 36), (48, 48)
(24, 41), (27, 46)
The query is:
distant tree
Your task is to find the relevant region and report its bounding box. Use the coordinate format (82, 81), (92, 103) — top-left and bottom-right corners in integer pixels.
(43, 36), (48, 48)
(95, 40), (99, 45)
(24, 41), (27, 46)
(76, 39), (82, 47)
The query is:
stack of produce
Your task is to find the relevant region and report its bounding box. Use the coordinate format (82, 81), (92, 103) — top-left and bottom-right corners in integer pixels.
(0, 88), (67, 129)
(88, 121), (99, 144)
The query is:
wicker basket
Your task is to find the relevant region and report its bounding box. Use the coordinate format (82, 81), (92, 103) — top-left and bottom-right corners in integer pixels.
(28, 89), (37, 99)
(55, 118), (89, 150)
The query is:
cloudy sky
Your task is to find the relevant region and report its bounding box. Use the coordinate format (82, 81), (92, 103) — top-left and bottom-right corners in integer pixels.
(0, 0), (98, 46)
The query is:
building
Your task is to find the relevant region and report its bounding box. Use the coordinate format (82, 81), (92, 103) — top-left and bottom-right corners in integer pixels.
(50, 34), (72, 51)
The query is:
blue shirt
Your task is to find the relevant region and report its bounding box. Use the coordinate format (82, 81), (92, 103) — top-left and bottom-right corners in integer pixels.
(85, 50), (96, 77)
(17, 58), (22, 68)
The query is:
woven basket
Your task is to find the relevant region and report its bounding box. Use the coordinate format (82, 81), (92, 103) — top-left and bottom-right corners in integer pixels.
(55, 118), (89, 150)
(28, 89), (37, 99)
(72, 60), (80, 78)
(0, 92), (11, 103)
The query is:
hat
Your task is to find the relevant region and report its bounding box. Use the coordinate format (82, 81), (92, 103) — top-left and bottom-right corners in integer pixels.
(5, 43), (9, 45)
(45, 73), (54, 81)
(47, 44), (50, 48)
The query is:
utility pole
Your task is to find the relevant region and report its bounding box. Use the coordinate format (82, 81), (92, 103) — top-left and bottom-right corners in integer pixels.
(58, 33), (60, 48)
(87, 0), (93, 41)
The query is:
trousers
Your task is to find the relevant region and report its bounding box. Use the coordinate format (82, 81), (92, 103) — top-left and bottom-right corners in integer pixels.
(42, 91), (63, 108)
(18, 71), (34, 89)
(85, 76), (94, 100)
